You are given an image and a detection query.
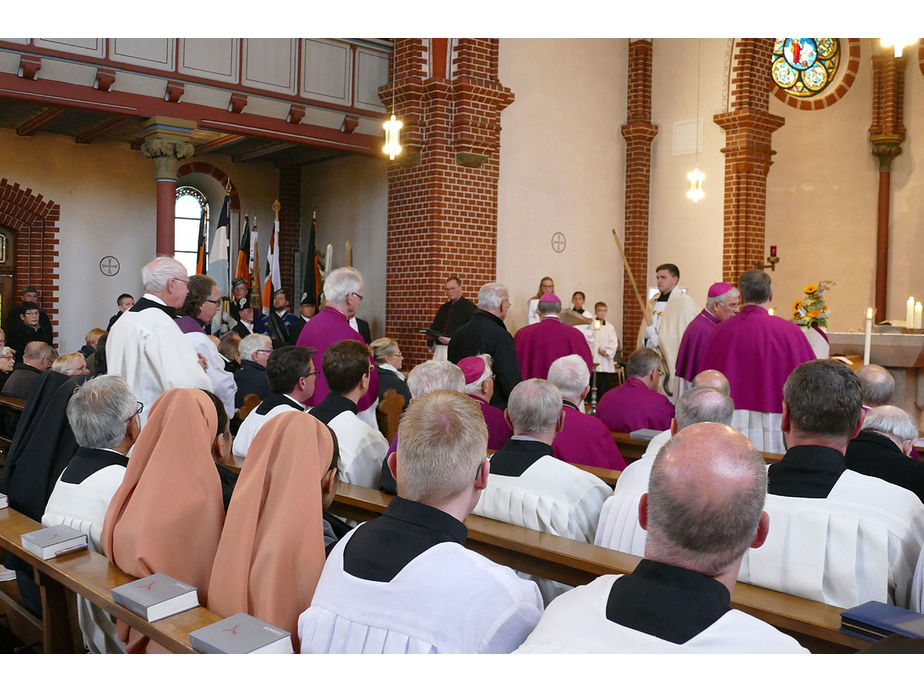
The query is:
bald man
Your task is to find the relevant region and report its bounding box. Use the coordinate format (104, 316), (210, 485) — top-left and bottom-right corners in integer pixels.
(856, 364), (894, 408)
(521, 423), (807, 652)
(594, 386), (735, 556)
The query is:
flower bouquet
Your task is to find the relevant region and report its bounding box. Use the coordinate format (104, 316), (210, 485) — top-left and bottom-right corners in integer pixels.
(792, 281), (834, 328)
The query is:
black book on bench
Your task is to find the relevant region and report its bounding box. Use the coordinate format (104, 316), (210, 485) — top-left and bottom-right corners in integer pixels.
(111, 573), (200, 622)
(840, 601), (924, 642)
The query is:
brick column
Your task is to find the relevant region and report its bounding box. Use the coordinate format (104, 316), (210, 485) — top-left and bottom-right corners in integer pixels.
(869, 45), (906, 321)
(380, 39), (514, 366)
(713, 39), (785, 282)
(621, 39), (658, 351)
(139, 117), (196, 256)
(278, 166), (301, 302)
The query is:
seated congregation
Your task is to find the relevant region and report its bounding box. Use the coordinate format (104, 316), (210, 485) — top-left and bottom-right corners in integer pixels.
(3, 256), (924, 655)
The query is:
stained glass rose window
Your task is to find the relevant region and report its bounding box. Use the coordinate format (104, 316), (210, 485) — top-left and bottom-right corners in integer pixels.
(771, 38), (840, 97)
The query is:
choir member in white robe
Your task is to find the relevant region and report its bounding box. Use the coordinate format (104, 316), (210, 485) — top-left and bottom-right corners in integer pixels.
(41, 375), (140, 653)
(307, 339), (388, 488)
(736, 360), (924, 609)
(595, 384), (735, 558)
(298, 390), (543, 653)
(473, 379), (611, 602)
(231, 346), (316, 458)
(591, 301), (619, 396)
(517, 422), (807, 653)
(635, 263), (697, 402)
(106, 257), (211, 426)
(525, 276), (554, 326)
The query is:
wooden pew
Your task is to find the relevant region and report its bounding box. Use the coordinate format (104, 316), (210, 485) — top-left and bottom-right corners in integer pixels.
(611, 430), (783, 464)
(329, 483), (867, 653)
(0, 507), (222, 653)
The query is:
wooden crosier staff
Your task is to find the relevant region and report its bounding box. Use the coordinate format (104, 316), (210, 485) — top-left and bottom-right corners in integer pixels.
(611, 229), (673, 397)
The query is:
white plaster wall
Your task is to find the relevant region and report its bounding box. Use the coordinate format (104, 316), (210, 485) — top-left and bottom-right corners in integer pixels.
(498, 39), (627, 341)
(0, 127), (278, 351)
(648, 38), (728, 312)
(889, 49), (924, 324)
(767, 39), (880, 332)
(1, 129), (152, 353)
(299, 155), (388, 338)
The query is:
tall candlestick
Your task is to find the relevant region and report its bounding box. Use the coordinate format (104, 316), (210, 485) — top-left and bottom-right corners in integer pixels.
(916, 302), (923, 330)
(908, 297), (916, 327)
(863, 307), (873, 365)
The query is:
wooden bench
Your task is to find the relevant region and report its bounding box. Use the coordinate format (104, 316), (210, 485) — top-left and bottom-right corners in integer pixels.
(611, 431), (784, 464)
(0, 507), (223, 653)
(330, 483), (868, 653)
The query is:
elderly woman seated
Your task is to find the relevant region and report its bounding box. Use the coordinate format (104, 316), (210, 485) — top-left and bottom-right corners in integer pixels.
(370, 337), (411, 410)
(52, 352), (90, 376)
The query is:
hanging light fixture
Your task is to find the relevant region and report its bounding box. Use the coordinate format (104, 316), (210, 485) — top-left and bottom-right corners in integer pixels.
(686, 39), (705, 203)
(880, 38), (916, 58)
(382, 47), (402, 160)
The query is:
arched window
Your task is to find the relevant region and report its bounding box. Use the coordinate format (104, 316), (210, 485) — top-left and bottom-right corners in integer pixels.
(175, 186), (209, 276)
(771, 39), (840, 97)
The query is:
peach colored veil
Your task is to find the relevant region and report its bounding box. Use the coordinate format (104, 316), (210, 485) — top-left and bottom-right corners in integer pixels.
(102, 388), (226, 652)
(207, 410), (331, 649)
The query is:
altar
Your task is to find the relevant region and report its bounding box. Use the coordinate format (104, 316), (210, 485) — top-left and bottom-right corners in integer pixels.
(827, 331), (924, 431)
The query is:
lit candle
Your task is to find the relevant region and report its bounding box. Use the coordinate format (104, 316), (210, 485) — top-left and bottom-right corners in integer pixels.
(768, 308), (775, 317)
(593, 319), (602, 331)
(908, 297), (915, 327)
(916, 302), (923, 330)
(864, 307), (873, 365)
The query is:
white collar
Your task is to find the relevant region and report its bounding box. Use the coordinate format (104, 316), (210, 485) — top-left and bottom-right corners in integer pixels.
(143, 292), (167, 306)
(379, 362), (405, 380)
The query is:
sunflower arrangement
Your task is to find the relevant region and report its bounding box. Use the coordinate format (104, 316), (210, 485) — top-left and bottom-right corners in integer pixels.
(792, 280), (834, 328)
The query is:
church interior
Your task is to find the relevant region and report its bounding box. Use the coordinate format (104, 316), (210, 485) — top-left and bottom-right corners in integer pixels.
(2, 32), (924, 664)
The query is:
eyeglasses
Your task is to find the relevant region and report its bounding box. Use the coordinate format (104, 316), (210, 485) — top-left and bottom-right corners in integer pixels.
(171, 276), (190, 286)
(302, 370), (321, 379)
(125, 401), (144, 422)
(256, 349), (273, 355)
(351, 292), (364, 302)
(205, 298), (222, 306)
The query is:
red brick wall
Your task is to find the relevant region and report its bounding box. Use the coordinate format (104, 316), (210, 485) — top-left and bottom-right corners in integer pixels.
(278, 166), (301, 303)
(714, 39), (785, 283)
(0, 178), (60, 339)
(381, 39), (514, 366)
(621, 39), (658, 353)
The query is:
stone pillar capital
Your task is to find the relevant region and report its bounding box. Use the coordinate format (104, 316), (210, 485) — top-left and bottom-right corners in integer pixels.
(870, 134), (904, 171)
(140, 117), (197, 179)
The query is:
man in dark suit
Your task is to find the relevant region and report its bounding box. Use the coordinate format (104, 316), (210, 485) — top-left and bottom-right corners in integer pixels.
(845, 405), (924, 504)
(8, 302), (54, 361)
(5, 286), (53, 346)
(1, 340), (52, 399)
(234, 333), (273, 409)
(448, 282), (521, 410)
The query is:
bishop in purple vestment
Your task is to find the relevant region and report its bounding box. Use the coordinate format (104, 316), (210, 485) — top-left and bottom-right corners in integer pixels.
(547, 354), (626, 471)
(595, 348), (674, 433)
(514, 293), (593, 380)
(701, 273), (814, 415)
(458, 355), (512, 451)
(674, 282), (740, 384)
(295, 268), (378, 410)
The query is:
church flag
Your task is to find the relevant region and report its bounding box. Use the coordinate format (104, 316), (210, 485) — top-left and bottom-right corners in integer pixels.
(302, 214), (320, 305)
(251, 221), (262, 310)
(235, 215), (251, 284)
(261, 220), (281, 316)
(194, 209), (207, 275)
(207, 194), (230, 295)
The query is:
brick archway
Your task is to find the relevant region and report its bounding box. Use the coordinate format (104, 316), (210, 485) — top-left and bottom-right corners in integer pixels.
(175, 162), (241, 212)
(0, 178), (60, 338)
